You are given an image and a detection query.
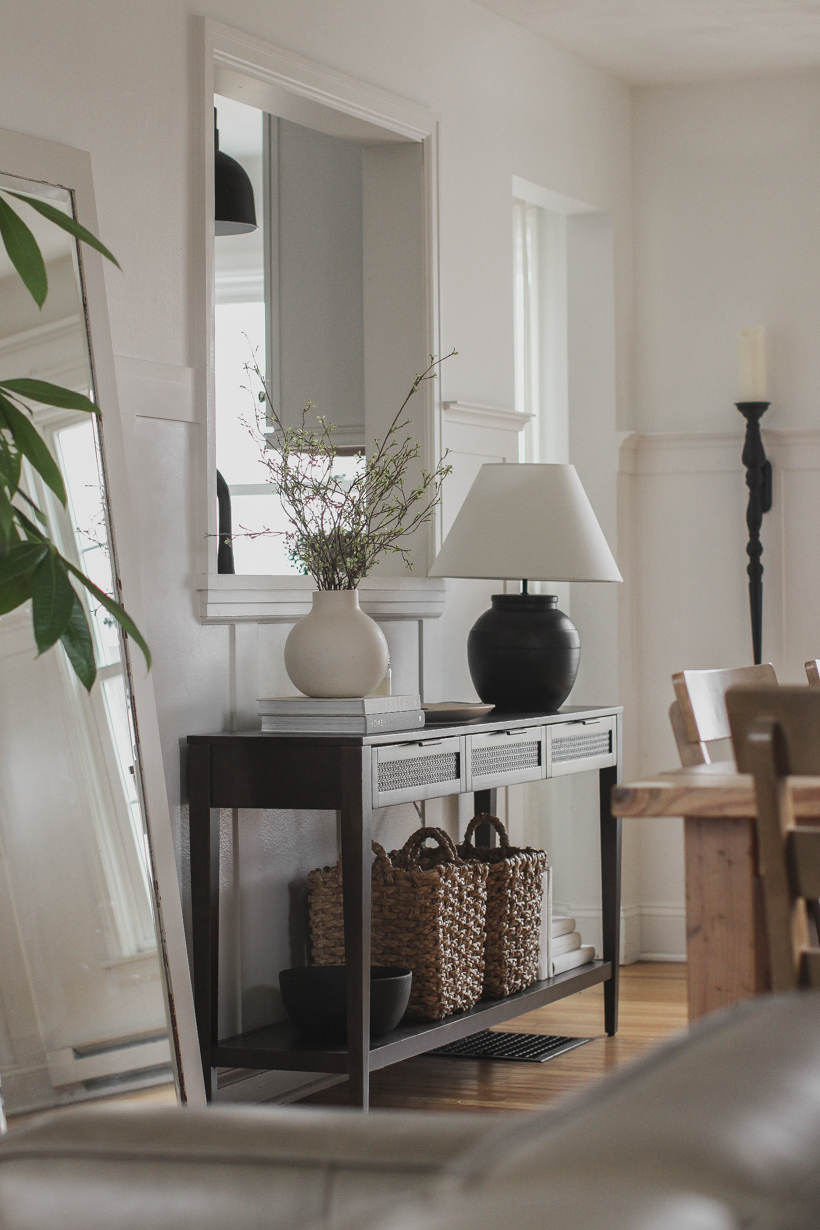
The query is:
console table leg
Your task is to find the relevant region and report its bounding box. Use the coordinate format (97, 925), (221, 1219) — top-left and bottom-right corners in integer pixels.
(188, 742), (219, 1101)
(340, 746), (373, 1110)
(473, 788), (498, 847)
(599, 763), (621, 1036)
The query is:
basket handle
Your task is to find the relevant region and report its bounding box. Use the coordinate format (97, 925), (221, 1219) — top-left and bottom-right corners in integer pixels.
(401, 826), (459, 865)
(371, 841), (392, 869)
(462, 813), (511, 849)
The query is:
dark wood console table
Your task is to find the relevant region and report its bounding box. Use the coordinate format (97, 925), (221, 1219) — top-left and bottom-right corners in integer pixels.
(188, 703), (622, 1109)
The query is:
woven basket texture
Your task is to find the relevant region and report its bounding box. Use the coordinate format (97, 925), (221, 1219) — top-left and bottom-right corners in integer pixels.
(308, 827), (488, 1021)
(457, 814), (548, 999)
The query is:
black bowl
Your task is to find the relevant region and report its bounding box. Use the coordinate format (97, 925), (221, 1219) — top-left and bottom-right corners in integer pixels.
(279, 966), (412, 1042)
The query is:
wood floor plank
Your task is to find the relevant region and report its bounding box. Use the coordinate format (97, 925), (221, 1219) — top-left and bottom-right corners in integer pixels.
(298, 962), (688, 1113)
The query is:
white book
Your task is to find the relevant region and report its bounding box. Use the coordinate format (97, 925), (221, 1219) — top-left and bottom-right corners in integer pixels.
(260, 710), (425, 735)
(537, 865), (553, 981)
(551, 945), (595, 977)
(551, 930), (582, 957)
(551, 915), (576, 938)
(258, 694), (420, 716)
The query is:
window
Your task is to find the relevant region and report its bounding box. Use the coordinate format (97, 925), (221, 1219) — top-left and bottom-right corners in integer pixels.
(512, 198), (568, 466)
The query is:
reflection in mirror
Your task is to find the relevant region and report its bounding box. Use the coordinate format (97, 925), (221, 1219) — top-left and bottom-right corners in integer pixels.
(214, 94), (368, 575)
(0, 173), (174, 1117)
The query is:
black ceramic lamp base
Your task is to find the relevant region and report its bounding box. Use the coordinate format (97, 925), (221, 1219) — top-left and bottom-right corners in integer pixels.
(467, 594), (580, 713)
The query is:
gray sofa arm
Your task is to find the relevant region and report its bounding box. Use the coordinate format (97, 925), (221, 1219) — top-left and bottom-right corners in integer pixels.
(0, 1104), (495, 1230)
(460, 992), (820, 1229)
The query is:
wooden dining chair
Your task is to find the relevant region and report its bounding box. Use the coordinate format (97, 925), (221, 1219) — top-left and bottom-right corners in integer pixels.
(725, 685), (820, 992)
(805, 660), (820, 685)
(669, 663), (778, 767)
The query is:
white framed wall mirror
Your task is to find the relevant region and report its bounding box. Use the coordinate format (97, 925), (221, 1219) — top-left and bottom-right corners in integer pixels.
(0, 127), (204, 1117)
(204, 21), (442, 583)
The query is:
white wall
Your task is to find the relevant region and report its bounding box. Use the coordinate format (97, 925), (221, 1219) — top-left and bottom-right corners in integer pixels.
(277, 118), (365, 438)
(0, 0), (632, 1092)
(628, 71), (820, 958)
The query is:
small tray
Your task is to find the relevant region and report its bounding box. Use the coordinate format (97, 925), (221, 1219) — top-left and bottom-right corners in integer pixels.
(422, 702), (495, 724)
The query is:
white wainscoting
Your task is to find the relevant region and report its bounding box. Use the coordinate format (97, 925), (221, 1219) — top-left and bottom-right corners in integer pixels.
(617, 427), (820, 961)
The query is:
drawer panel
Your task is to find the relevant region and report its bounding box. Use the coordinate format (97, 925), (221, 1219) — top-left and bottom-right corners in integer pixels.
(547, 716), (617, 777)
(373, 736), (464, 806)
(466, 726), (546, 792)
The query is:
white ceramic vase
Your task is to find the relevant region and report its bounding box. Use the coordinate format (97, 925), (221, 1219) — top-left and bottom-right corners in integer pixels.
(284, 589), (389, 698)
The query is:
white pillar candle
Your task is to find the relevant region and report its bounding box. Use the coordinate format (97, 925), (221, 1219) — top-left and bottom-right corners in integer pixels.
(738, 328), (767, 401)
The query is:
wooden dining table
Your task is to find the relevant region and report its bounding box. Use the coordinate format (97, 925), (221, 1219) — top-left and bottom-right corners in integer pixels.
(611, 762), (820, 1020)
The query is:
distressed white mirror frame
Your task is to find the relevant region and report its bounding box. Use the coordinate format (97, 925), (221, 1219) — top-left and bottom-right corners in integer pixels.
(198, 19), (447, 624)
(0, 125), (206, 1107)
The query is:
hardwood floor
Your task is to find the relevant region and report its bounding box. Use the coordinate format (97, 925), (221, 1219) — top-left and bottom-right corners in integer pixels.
(298, 962), (688, 1113)
(5, 965), (686, 1125)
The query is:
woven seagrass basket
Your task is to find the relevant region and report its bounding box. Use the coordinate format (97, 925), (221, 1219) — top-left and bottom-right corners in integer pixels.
(458, 814), (548, 999)
(308, 827), (488, 1021)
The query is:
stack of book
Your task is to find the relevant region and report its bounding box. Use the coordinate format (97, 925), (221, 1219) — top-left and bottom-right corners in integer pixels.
(257, 694), (425, 735)
(537, 869), (595, 979)
(549, 915), (595, 976)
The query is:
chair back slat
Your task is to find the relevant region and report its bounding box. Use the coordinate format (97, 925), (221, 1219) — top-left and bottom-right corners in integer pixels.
(788, 828), (820, 900)
(674, 663), (777, 745)
(671, 663), (777, 765)
(806, 660), (820, 686)
(800, 950), (820, 988)
(668, 700), (709, 766)
(725, 685), (820, 993)
(728, 686), (820, 775)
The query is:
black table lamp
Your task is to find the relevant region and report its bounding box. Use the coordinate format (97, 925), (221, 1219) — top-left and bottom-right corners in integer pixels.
(429, 463), (622, 711)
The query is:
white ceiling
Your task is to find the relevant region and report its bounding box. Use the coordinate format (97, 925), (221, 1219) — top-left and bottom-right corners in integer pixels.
(473, 0), (820, 84)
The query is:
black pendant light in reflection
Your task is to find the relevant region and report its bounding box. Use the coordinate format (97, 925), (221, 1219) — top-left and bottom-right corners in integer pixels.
(214, 108), (257, 236)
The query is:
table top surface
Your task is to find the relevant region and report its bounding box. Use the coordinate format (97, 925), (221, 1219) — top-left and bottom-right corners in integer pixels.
(188, 703), (623, 746)
(612, 760), (820, 818)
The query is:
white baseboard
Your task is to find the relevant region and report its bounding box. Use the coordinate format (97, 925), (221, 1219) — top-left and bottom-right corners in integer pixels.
(556, 903), (686, 965)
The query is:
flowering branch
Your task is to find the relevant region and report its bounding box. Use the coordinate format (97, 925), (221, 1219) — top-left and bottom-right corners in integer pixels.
(242, 352), (455, 589)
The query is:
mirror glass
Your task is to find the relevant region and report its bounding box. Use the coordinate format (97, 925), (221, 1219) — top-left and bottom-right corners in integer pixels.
(0, 171), (175, 1118)
(214, 95), (370, 575)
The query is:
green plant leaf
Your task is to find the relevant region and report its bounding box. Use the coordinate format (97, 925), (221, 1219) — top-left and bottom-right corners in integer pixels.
(12, 507), (151, 671)
(0, 379), (96, 414)
(0, 490), (16, 544)
(7, 192), (121, 270)
(64, 560), (151, 671)
(0, 439), (22, 490)
(0, 541), (47, 585)
(0, 393), (67, 505)
(13, 488), (47, 526)
(11, 505), (47, 542)
(0, 195), (47, 307)
(0, 571), (32, 616)
(31, 550), (76, 653)
(60, 592), (96, 690)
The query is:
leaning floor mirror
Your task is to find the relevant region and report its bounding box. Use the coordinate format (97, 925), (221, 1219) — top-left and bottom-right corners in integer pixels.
(0, 127), (203, 1118)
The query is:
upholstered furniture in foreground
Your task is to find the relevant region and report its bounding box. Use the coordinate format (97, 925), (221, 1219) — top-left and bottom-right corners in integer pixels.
(0, 992), (818, 1229)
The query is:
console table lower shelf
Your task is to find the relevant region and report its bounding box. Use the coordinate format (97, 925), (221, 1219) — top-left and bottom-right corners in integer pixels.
(215, 961), (611, 1076)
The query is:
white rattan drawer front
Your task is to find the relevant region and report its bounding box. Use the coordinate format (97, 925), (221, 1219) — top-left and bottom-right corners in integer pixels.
(466, 727), (546, 792)
(373, 737), (465, 806)
(547, 716), (617, 777)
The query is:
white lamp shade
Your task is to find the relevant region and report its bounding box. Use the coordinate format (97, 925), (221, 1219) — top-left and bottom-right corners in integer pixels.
(429, 463), (622, 583)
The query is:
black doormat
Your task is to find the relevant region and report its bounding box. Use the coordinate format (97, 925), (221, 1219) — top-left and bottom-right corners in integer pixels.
(430, 1030), (592, 1063)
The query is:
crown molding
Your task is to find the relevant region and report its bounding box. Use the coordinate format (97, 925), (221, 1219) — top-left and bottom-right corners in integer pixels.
(442, 401), (531, 433)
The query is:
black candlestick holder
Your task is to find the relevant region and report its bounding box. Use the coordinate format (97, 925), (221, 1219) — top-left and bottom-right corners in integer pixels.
(735, 401), (773, 665)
